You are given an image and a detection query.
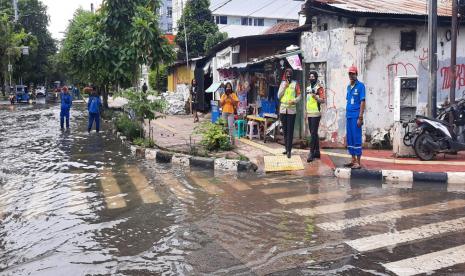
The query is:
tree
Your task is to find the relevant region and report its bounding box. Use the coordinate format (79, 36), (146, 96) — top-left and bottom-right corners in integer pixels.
(175, 0), (227, 59)
(148, 64), (167, 93)
(16, 0), (57, 85)
(60, 0), (175, 108)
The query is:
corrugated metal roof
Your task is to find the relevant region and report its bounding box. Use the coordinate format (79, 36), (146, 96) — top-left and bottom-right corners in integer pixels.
(314, 0), (452, 17)
(210, 0), (302, 20)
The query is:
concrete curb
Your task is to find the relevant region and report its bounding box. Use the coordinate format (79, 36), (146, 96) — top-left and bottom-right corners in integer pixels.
(118, 135), (257, 172)
(334, 167), (465, 184)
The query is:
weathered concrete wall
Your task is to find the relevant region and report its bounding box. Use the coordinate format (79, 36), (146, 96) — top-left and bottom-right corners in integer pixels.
(301, 16), (465, 147)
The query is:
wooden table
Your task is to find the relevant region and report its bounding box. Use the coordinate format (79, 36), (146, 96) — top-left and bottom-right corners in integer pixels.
(246, 114), (277, 143)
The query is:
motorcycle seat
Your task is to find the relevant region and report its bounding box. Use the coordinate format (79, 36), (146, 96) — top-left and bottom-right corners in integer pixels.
(416, 115), (454, 128)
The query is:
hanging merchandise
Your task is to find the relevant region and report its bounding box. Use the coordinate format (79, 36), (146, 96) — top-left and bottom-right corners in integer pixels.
(286, 54), (302, 71)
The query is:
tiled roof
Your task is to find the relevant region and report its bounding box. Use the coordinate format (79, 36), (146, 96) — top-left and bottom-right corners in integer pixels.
(313, 0), (452, 17)
(262, 22), (300, 34)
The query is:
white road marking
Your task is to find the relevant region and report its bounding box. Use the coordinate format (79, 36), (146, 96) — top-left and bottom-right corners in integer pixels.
(101, 169), (127, 209)
(187, 172), (224, 195)
(383, 244), (465, 276)
(293, 195), (413, 216)
(346, 217), (465, 252)
(318, 199), (465, 231)
(126, 166), (161, 204)
(277, 190), (349, 205)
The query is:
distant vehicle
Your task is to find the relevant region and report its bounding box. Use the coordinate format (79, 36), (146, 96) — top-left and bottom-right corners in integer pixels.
(36, 86), (46, 97)
(15, 85), (30, 103)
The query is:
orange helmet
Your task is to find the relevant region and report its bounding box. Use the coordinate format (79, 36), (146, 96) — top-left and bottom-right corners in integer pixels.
(348, 65), (358, 74)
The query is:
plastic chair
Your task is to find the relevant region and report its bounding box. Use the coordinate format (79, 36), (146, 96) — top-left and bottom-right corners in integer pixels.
(247, 120), (260, 140)
(235, 119), (246, 138)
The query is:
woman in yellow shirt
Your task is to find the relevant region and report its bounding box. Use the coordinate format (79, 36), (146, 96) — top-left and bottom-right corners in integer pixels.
(220, 82), (239, 145)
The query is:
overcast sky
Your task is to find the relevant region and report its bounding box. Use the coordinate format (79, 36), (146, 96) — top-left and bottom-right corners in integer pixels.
(42, 0), (102, 40)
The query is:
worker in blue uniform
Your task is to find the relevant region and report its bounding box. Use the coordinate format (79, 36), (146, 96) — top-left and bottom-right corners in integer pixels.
(345, 66), (366, 169)
(60, 86), (73, 130)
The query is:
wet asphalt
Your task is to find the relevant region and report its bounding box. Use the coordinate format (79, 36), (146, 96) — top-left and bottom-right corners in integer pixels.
(1, 101), (465, 276)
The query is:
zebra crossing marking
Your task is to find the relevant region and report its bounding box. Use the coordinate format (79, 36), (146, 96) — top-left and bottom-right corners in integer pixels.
(158, 173), (194, 201)
(261, 187), (295, 195)
(187, 172), (224, 195)
(126, 166), (161, 204)
(318, 199), (465, 231)
(101, 169), (127, 209)
(346, 217), (465, 252)
(293, 195), (413, 216)
(383, 244), (465, 276)
(225, 180), (251, 191)
(277, 190), (349, 205)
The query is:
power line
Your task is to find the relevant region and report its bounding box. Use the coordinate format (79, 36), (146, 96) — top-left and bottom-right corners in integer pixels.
(218, 0), (280, 31)
(211, 0), (234, 12)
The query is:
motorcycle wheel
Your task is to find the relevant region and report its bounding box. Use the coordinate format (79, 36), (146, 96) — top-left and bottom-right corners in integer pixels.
(413, 132), (436, 161)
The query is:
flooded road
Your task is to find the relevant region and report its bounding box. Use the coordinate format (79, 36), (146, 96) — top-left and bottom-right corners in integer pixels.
(1, 102), (465, 275)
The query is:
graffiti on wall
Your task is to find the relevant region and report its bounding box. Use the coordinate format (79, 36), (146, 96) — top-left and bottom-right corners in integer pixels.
(386, 62), (418, 109)
(439, 64), (465, 91)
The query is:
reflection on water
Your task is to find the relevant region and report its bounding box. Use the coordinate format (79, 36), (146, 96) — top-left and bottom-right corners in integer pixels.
(1, 103), (465, 275)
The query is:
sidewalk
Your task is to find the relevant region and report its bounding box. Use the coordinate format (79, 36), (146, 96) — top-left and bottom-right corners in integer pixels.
(143, 113), (465, 180)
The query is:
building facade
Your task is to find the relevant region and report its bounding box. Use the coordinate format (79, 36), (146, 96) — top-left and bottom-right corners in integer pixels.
(300, 0), (460, 147)
(172, 0), (302, 37)
(158, 0), (173, 34)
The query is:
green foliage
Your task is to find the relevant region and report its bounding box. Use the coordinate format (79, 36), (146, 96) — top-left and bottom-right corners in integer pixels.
(115, 113), (141, 141)
(175, 0), (227, 59)
(133, 137), (155, 148)
(148, 64), (167, 92)
(0, 0), (56, 87)
(204, 31), (228, 53)
(116, 88), (166, 122)
(60, 0), (175, 91)
(195, 119), (232, 152)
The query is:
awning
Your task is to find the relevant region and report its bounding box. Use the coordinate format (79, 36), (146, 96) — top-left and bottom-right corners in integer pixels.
(205, 82), (222, 93)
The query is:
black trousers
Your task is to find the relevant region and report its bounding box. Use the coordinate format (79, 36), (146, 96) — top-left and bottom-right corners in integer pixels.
(308, 116), (321, 157)
(281, 113), (296, 153)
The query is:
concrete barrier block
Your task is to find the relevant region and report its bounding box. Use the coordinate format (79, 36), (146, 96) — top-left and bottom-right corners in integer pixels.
(334, 168), (351, 179)
(172, 155), (190, 166)
(382, 170), (413, 182)
(447, 172), (465, 184)
(215, 158), (239, 171)
(145, 149), (158, 160)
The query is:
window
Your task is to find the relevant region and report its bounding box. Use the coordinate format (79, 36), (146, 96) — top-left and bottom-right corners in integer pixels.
(254, 18), (264, 26)
(167, 7), (172, 18)
(401, 31), (416, 51)
(167, 23), (173, 33)
(241, 17), (263, 26)
(215, 15), (227, 24)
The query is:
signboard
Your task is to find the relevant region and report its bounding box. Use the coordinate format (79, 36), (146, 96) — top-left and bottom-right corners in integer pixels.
(286, 54), (302, 71)
(21, 46), (29, 55)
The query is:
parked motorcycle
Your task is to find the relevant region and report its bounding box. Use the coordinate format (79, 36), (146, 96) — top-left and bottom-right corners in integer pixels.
(403, 98), (465, 160)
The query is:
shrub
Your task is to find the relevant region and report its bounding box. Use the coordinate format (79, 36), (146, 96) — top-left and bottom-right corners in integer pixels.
(195, 119), (232, 152)
(115, 114), (141, 141)
(133, 137), (155, 148)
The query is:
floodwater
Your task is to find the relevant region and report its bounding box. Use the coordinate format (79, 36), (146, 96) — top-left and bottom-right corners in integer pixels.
(1, 101), (465, 276)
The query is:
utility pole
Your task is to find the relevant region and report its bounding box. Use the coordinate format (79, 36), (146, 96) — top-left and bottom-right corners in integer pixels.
(181, 0), (189, 68)
(428, 0), (438, 117)
(12, 0), (18, 22)
(450, 0), (458, 104)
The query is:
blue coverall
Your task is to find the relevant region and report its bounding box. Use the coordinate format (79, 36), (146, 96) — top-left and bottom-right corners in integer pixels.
(346, 80), (366, 157)
(60, 92), (73, 129)
(88, 95), (102, 132)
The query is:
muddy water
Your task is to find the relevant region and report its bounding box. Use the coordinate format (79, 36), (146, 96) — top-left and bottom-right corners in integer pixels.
(1, 102), (465, 276)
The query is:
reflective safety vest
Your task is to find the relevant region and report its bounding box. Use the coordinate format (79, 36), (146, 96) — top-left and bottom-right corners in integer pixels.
(280, 81), (297, 110)
(306, 83), (322, 113)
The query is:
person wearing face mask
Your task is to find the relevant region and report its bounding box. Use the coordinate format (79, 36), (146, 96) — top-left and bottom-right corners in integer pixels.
(278, 68), (302, 158)
(306, 71), (326, 163)
(220, 82), (239, 146)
